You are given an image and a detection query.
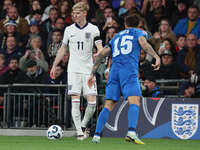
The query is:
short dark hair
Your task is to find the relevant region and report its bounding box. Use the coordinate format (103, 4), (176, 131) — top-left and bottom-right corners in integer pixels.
(7, 36), (16, 42)
(9, 56), (19, 64)
(125, 14), (140, 28)
(52, 28), (63, 36)
(55, 17), (65, 23)
(57, 62), (64, 70)
(49, 7), (59, 13)
(189, 5), (199, 12)
(176, 34), (186, 41)
(104, 6), (114, 13)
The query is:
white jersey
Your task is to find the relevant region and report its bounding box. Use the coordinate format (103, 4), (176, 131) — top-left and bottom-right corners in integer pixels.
(62, 22), (101, 74)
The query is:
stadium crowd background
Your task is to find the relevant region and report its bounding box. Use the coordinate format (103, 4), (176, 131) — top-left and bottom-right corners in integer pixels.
(0, 0), (200, 109)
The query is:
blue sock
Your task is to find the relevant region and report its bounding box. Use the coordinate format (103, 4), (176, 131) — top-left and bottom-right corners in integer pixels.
(128, 104), (139, 132)
(94, 107), (110, 136)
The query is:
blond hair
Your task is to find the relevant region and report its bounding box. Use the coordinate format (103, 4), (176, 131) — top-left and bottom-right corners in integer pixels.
(72, 2), (89, 12)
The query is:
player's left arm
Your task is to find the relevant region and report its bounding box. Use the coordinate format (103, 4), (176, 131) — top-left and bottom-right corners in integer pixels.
(88, 46), (111, 88)
(138, 36), (161, 70)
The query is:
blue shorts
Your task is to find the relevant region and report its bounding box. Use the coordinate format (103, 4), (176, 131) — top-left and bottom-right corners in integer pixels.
(105, 64), (141, 101)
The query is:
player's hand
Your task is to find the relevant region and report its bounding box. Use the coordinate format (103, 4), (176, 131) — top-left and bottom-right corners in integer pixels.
(93, 53), (98, 62)
(152, 58), (161, 70)
(87, 74), (95, 89)
(50, 67), (56, 79)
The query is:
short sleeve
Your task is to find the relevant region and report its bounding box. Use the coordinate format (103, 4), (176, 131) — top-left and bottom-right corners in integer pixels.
(93, 26), (102, 44)
(138, 30), (148, 40)
(62, 27), (69, 46)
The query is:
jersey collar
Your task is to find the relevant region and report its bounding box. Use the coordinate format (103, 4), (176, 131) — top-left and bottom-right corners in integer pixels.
(75, 21), (88, 29)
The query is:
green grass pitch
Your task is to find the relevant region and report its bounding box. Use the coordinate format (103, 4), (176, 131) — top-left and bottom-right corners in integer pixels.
(0, 136), (199, 150)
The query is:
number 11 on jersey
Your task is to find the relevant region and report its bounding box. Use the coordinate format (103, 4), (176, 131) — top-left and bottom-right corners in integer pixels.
(77, 41), (83, 50)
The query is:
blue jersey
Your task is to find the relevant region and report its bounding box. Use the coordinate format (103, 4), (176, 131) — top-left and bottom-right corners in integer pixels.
(105, 28), (148, 101)
(107, 28), (148, 73)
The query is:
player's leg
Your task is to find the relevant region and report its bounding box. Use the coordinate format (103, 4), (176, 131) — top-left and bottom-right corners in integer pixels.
(126, 96), (145, 145)
(67, 72), (83, 140)
(81, 95), (96, 139)
(81, 74), (98, 139)
(92, 99), (116, 143)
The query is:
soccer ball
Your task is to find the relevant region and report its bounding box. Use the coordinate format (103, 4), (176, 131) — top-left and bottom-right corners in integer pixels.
(46, 125), (63, 140)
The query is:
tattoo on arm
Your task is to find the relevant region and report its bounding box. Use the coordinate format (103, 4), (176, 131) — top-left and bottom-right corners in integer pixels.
(139, 37), (159, 59)
(91, 46), (111, 76)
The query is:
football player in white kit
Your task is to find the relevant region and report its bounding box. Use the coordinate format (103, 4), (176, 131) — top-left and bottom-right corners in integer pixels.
(50, 2), (103, 140)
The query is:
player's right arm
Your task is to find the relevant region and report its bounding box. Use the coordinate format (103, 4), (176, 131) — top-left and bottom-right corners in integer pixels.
(50, 44), (69, 79)
(88, 46), (111, 88)
(138, 36), (161, 70)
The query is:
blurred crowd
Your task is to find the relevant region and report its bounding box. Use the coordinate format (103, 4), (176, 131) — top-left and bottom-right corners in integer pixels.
(0, 0), (200, 103)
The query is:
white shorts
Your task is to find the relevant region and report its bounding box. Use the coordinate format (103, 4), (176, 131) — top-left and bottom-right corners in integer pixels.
(67, 72), (97, 97)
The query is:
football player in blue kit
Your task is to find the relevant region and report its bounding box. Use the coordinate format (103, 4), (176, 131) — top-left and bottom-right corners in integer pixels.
(88, 14), (161, 144)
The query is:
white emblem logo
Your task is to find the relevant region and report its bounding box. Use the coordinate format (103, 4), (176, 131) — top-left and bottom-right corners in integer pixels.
(172, 104), (198, 139)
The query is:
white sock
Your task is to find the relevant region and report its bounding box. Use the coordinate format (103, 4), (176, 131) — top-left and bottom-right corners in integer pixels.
(128, 131), (136, 136)
(71, 99), (83, 135)
(81, 101), (96, 128)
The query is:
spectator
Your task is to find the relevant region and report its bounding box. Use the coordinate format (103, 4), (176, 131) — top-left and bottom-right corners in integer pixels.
(99, 6), (115, 32)
(175, 34), (186, 52)
(92, 0), (110, 23)
(177, 33), (200, 79)
(0, 0), (13, 20)
(173, 5), (200, 39)
(46, 17), (66, 52)
(178, 81), (200, 98)
(119, 6), (143, 26)
(48, 29), (63, 67)
(149, 18), (176, 53)
(138, 17), (153, 39)
(193, 0), (200, 17)
(15, 59), (47, 127)
(58, 0), (72, 24)
(152, 50), (180, 95)
(0, 7), (28, 35)
(45, 63), (67, 102)
(81, 0), (96, 22)
(0, 6), (29, 36)
(164, 0), (180, 21)
(142, 75), (164, 97)
(0, 36), (24, 66)
(148, 7), (164, 34)
(32, 9), (46, 25)
(44, 0), (59, 15)
(0, 54), (9, 77)
(42, 8), (59, 33)
(19, 48), (49, 73)
(0, 56), (23, 105)
(104, 27), (119, 45)
(25, 0), (49, 24)
(0, 20), (23, 48)
(111, 16), (123, 31)
(118, 0), (138, 17)
(60, 51), (69, 70)
(171, 0), (188, 30)
(157, 38), (178, 61)
(23, 19), (47, 52)
(139, 49), (154, 78)
(145, 0), (164, 24)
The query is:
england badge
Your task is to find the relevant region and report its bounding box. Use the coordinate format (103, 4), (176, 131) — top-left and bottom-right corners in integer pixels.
(172, 104), (199, 139)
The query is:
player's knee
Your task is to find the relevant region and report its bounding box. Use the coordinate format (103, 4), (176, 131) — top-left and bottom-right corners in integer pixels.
(87, 101), (96, 112)
(72, 99), (80, 108)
